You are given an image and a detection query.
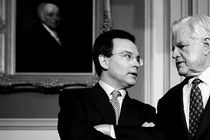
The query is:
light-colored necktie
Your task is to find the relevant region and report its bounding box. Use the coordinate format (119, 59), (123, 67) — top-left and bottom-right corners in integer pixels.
(189, 78), (203, 137)
(110, 90), (121, 125)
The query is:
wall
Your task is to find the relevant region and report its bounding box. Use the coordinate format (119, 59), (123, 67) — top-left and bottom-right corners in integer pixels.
(0, 92), (59, 118)
(0, 130), (60, 140)
(112, 0), (145, 102)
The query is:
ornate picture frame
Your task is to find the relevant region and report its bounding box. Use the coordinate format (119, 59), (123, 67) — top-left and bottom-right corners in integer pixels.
(0, 0), (112, 92)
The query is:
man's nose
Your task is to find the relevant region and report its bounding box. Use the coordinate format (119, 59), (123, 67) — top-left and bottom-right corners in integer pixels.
(134, 58), (141, 69)
(172, 47), (180, 59)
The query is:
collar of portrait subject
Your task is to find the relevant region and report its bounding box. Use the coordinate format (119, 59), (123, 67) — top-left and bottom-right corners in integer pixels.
(42, 23), (58, 37)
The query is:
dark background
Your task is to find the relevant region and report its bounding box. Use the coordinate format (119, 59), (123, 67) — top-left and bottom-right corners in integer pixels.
(16, 0), (93, 73)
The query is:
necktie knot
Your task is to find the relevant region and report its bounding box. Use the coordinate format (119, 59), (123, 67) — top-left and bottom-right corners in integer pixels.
(112, 90), (121, 99)
(192, 78), (202, 86)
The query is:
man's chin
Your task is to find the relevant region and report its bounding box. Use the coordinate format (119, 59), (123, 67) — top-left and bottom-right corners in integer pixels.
(127, 80), (137, 87)
(178, 71), (187, 77)
(177, 67), (187, 76)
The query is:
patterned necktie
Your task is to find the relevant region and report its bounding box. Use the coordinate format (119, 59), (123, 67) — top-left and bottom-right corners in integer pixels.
(189, 78), (203, 137)
(110, 90), (121, 125)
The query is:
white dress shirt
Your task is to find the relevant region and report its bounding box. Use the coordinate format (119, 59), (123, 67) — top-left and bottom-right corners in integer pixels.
(99, 80), (126, 111)
(98, 80), (126, 139)
(183, 66), (210, 129)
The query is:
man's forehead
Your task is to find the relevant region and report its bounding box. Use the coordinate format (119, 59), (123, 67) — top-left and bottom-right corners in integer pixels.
(174, 24), (191, 35)
(44, 4), (59, 13)
(112, 38), (139, 55)
(172, 26), (191, 41)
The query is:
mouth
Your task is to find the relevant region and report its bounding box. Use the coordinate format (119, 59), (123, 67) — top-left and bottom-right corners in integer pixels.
(176, 61), (184, 66)
(129, 72), (138, 77)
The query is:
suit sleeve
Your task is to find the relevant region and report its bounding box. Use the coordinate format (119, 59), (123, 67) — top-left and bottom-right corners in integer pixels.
(114, 101), (167, 140)
(114, 125), (167, 140)
(57, 89), (114, 140)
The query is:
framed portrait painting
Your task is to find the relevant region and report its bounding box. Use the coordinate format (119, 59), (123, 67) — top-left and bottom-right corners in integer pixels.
(15, 0), (94, 74)
(0, 0), (110, 86)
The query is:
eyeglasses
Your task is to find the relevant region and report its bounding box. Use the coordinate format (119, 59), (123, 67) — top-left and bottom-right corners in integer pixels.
(112, 51), (143, 66)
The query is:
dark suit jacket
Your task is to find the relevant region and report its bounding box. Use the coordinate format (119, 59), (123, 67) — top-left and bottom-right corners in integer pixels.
(17, 21), (66, 72)
(114, 125), (167, 140)
(156, 78), (210, 140)
(17, 21), (93, 73)
(57, 83), (159, 140)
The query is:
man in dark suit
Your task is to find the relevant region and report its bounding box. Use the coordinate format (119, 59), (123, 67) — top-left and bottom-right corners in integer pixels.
(156, 15), (210, 140)
(58, 30), (164, 140)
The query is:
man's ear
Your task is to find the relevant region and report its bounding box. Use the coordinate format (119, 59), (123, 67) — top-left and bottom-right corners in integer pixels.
(98, 54), (108, 69)
(203, 38), (210, 55)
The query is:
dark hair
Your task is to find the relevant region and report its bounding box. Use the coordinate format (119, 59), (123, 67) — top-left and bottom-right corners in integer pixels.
(92, 29), (135, 76)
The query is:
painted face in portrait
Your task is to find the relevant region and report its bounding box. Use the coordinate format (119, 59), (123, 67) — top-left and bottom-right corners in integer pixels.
(41, 3), (61, 30)
(172, 24), (208, 77)
(102, 38), (142, 89)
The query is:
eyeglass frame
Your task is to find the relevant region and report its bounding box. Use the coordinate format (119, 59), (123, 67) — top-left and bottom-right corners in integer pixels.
(111, 51), (143, 66)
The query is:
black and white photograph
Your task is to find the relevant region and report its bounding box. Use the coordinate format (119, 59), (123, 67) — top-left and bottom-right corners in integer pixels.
(1, 0), (210, 140)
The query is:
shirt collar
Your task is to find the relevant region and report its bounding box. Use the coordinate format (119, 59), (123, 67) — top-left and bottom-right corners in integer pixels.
(99, 80), (126, 99)
(199, 66), (210, 86)
(187, 66), (210, 86)
(42, 23), (57, 37)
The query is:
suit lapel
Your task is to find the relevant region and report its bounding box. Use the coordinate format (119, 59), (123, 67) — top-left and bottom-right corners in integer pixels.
(195, 97), (210, 139)
(118, 93), (141, 125)
(89, 83), (116, 124)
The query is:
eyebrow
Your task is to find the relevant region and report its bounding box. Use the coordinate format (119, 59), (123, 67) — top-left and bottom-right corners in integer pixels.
(123, 50), (139, 55)
(123, 51), (140, 58)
